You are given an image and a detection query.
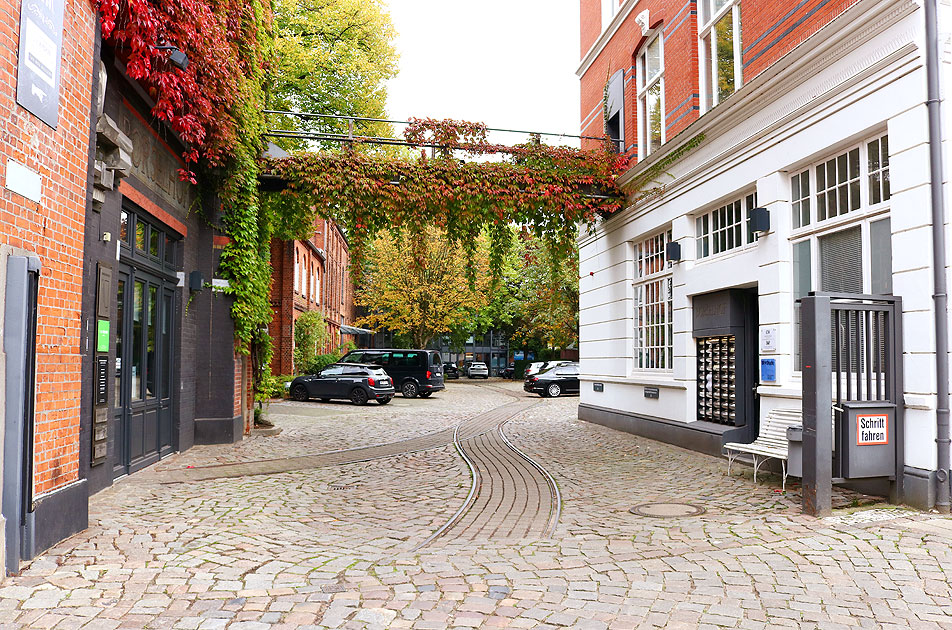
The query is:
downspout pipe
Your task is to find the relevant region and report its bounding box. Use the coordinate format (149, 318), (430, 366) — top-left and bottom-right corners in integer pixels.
(924, 0), (950, 513)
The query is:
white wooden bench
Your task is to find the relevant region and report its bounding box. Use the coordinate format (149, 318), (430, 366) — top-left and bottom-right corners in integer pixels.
(723, 408), (802, 491)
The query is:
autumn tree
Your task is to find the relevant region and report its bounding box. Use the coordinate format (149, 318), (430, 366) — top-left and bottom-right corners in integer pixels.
(510, 232), (580, 351)
(269, 0), (399, 150)
(356, 228), (492, 348)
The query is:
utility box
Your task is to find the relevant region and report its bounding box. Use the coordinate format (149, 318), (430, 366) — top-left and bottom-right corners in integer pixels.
(838, 401), (897, 479)
(787, 425), (803, 478)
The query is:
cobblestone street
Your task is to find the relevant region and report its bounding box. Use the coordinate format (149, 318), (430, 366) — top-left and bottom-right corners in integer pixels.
(2, 381), (952, 629)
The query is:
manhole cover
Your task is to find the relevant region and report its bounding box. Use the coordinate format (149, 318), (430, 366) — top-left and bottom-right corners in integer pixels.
(629, 502), (706, 517)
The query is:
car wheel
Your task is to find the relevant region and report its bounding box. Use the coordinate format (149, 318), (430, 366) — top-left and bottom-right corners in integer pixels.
(402, 381), (419, 398)
(291, 384), (309, 402)
(419, 391), (432, 398)
(547, 383), (562, 398)
(350, 388), (369, 406)
(378, 396), (392, 405)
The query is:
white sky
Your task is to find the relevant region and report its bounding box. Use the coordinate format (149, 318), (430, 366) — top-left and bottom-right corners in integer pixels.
(383, 0), (581, 146)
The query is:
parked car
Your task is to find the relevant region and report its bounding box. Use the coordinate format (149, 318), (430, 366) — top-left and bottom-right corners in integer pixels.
(524, 362), (581, 397)
(443, 362), (461, 379)
(467, 362), (489, 379)
(339, 348), (445, 398)
(500, 362), (517, 379)
(289, 363), (396, 405)
(524, 360), (570, 379)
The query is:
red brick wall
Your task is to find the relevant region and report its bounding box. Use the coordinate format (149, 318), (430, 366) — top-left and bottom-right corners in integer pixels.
(268, 218), (356, 375)
(580, 0), (858, 162)
(0, 1), (95, 497)
(742, 0), (859, 80)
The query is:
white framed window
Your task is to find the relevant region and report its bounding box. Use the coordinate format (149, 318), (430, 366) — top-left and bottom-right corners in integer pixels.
(695, 191), (758, 259)
(601, 0), (617, 31)
(699, 0), (742, 112)
(314, 268), (321, 304)
(634, 230), (674, 370)
(294, 250), (300, 294)
(791, 133), (893, 369)
(637, 33), (664, 157)
(791, 134), (891, 231)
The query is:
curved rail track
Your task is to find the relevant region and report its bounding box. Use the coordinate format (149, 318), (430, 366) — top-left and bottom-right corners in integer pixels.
(157, 383), (563, 545)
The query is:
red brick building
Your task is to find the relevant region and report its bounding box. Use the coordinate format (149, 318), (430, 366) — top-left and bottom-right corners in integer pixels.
(269, 218), (358, 376)
(0, 0), (96, 573)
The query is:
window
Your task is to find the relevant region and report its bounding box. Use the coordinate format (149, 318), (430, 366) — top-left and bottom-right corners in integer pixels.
(638, 34), (664, 157)
(294, 250), (300, 294)
(314, 268), (321, 304)
(793, 218), (892, 369)
(601, 0), (617, 30)
(792, 136), (890, 230)
(634, 230), (674, 370)
(699, 0), (742, 111)
(695, 192), (758, 259)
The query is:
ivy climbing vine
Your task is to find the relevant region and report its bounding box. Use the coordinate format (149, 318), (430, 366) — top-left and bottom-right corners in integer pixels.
(262, 118), (630, 280)
(92, 0), (275, 357)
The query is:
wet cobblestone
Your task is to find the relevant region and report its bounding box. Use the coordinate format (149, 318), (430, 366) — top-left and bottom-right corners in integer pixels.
(2, 381), (951, 629)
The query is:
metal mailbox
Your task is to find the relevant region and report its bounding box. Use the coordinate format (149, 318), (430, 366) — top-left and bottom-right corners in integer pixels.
(838, 401), (896, 479)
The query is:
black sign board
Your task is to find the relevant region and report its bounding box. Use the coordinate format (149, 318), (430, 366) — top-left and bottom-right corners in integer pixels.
(16, 0), (64, 128)
(644, 387), (660, 399)
(95, 355), (108, 406)
(593, 382), (604, 392)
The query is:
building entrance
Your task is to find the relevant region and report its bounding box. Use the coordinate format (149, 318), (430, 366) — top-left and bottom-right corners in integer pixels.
(112, 208), (177, 478)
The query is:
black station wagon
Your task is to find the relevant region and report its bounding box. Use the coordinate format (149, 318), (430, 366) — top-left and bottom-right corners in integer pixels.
(340, 349), (444, 398)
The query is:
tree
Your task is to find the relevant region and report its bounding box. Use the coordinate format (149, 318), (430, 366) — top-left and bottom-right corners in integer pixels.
(510, 232), (580, 351)
(293, 311), (331, 372)
(355, 228), (491, 348)
(269, 0), (399, 151)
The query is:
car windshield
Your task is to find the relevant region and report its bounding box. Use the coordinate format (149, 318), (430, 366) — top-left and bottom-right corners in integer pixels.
(472, 363), (486, 367)
(369, 367), (388, 377)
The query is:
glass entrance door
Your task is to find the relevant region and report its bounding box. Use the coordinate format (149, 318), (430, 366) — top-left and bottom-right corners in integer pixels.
(113, 266), (175, 478)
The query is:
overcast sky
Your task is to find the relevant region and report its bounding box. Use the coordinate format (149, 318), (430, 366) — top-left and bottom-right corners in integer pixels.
(383, 0), (581, 146)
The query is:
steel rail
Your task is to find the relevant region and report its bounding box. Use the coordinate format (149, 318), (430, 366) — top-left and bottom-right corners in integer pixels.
(498, 421), (562, 538)
(411, 420), (480, 551)
(263, 109), (610, 141)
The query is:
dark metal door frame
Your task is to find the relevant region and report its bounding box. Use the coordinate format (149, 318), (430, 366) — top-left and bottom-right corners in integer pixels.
(113, 265), (175, 478)
(801, 292), (903, 516)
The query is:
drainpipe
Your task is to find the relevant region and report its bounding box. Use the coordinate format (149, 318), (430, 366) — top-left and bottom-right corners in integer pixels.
(924, 0), (950, 513)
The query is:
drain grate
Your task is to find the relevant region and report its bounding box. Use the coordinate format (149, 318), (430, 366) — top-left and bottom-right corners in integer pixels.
(629, 502), (706, 518)
(328, 483), (354, 491)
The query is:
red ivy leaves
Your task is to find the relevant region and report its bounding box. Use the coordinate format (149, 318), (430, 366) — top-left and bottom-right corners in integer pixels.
(91, 0), (270, 179)
(262, 123), (628, 275)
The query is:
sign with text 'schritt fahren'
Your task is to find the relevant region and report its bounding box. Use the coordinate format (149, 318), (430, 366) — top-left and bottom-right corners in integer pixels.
(856, 413), (889, 446)
(17, 0), (64, 129)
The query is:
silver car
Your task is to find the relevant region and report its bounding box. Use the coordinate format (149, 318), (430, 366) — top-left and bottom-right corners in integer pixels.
(467, 362), (489, 379)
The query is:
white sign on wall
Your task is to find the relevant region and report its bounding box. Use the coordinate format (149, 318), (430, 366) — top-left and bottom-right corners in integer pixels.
(760, 326), (777, 353)
(856, 414), (889, 446)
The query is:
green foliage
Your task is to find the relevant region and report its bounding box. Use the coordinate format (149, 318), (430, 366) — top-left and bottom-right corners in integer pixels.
(269, 0), (398, 151)
(256, 371), (293, 402)
(302, 352), (344, 375)
(355, 227), (494, 348)
(293, 311), (331, 371)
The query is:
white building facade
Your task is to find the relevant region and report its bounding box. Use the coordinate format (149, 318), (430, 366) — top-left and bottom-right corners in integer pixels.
(578, 0), (951, 509)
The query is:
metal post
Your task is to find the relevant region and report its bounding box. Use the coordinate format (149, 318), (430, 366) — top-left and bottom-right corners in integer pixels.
(802, 295), (833, 516)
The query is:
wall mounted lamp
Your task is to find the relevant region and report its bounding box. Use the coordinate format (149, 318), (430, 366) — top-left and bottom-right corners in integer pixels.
(749, 207), (770, 233)
(665, 241), (682, 263)
(155, 45), (189, 71)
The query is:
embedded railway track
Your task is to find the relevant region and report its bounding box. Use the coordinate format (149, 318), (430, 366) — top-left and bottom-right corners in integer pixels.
(158, 383), (562, 545)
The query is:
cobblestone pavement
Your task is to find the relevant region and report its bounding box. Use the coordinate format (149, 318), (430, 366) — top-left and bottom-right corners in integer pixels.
(2, 380), (952, 630)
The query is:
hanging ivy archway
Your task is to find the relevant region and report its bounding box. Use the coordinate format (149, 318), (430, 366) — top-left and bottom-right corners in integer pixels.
(261, 118), (629, 277)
